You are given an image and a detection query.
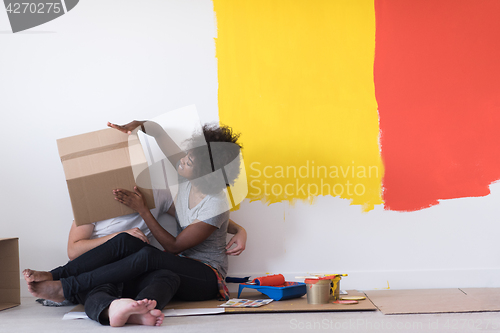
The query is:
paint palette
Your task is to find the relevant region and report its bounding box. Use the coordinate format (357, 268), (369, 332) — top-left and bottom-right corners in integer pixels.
(237, 281), (307, 301)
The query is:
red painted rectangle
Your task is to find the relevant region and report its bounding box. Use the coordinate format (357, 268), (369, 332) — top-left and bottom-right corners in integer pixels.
(375, 0), (500, 211)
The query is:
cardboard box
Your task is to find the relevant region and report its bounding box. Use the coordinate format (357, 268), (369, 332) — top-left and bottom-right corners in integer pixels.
(57, 128), (155, 226)
(0, 238), (20, 311)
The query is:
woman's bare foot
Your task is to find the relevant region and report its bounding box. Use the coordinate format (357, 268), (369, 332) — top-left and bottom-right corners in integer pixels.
(128, 308), (164, 327)
(27, 281), (65, 303)
(22, 269), (53, 283)
(138, 299), (157, 311)
(108, 298), (163, 327)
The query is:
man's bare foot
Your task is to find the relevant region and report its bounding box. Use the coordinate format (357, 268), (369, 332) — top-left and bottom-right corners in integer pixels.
(23, 269), (53, 283)
(27, 281), (64, 303)
(108, 298), (162, 327)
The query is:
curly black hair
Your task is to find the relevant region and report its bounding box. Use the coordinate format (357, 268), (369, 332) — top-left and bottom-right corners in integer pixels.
(186, 124), (242, 195)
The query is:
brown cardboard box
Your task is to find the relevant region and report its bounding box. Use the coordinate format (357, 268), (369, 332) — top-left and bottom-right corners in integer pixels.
(0, 238), (20, 311)
(57, 129), (155, 226)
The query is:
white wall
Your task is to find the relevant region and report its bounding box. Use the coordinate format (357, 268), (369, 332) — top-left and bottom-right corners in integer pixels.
(1, 0), (498, 296)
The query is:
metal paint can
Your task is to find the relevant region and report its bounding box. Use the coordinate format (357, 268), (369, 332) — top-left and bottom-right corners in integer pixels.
(305, 279), (331, 304)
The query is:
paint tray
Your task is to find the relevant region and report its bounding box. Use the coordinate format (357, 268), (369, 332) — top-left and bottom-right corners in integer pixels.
(237, 282), (306, 301)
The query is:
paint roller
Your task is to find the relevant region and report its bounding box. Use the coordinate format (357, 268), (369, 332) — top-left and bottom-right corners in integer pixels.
(251, 274), (286, 286)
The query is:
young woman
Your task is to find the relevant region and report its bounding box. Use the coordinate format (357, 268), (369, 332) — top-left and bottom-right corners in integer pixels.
(24, 122), (246, 326)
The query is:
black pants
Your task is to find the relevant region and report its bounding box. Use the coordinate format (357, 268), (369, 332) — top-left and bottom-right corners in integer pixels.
(50, 234), (218, 323)
(79, 269), (179, 325)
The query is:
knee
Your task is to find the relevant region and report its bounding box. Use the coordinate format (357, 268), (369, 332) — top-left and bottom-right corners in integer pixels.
(148, 269), (180, 291)
(156, 269), (180, 286)
(136, 246), (158, 259)
(132, 246), (162, 270)
(112, 233), (145, 249)
(111, 232), (133, 243)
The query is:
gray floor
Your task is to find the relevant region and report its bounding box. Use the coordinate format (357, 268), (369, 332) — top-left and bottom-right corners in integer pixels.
(1, 297), (499, 333)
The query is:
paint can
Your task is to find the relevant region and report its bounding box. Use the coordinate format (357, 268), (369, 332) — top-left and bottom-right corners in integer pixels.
(305, 278), (331, 304)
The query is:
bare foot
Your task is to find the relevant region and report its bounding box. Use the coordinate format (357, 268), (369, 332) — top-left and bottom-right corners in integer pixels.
(137, 298), (157, 311)
(128, 309), (164, 327)
(27, 281), (64, 303)
(108, 299), (162, 327)
(23, 269), (53, 283)
(134, 299), (163, 326)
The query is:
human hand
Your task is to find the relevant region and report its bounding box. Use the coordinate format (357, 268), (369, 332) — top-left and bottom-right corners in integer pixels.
(107, 120), (145, 135)
(122, 227), (149, 244)
(226, 228), (247, 256)
(113, 187), (148, 215)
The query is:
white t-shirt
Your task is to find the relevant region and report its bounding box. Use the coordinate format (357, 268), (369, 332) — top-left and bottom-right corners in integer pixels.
(91, 188), (173, 242)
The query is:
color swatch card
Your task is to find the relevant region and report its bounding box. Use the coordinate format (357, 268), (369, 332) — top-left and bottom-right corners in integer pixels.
(219, 299), (274, 308)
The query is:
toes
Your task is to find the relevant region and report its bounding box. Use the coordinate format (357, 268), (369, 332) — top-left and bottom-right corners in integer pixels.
(150, 309), (164, 326)
(155, 314), (164, 326)
(23, 270), (33, 281)
(27, 283), (36, 295)
(150, 309), (162, 316)
(146, 300), (157, 310)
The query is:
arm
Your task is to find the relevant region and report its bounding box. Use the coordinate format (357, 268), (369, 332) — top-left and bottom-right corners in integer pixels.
(67, 222), (96, 260)
(225, 219), (247, 256)
(165, 202), (244, 255)
(108, 120), (185, 167)
(114, 187), (216, 254)
(67, 220), (150, 260)
(142, 210), (216, 254)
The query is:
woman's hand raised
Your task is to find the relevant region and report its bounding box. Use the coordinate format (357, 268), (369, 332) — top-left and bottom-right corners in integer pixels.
(107, 121), (145, 135)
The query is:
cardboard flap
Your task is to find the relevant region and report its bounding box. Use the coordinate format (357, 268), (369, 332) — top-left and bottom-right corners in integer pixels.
(57, 128), (133, 158)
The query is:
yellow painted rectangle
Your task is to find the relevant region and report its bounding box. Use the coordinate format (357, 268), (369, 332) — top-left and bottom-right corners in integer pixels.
(214, 0), (383, 211)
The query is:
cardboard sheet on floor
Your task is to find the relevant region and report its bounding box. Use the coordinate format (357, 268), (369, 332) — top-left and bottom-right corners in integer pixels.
(64, 306), (224, 320)
(67, 290), (376, 318)
(364, 288), (500, 315)
(163, 290), (376, 314)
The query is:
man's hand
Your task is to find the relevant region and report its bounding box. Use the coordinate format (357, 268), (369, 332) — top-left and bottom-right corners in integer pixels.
(107, 121), (144, 135)
(121, 227), (149, 244)
(113, 187), (149, 215)
(226, 228), (247, 256)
